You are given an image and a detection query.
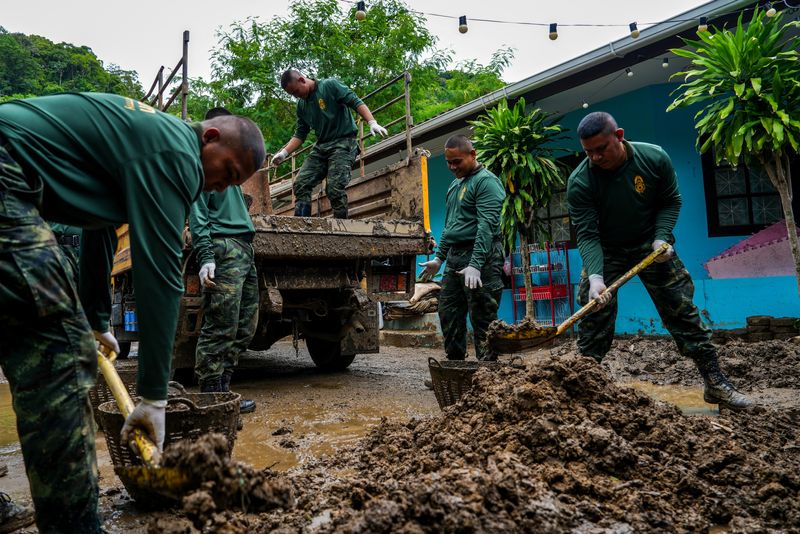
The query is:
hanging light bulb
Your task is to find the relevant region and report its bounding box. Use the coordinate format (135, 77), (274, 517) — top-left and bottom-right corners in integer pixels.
(355, 1), (366, 21)
(662, 57), (669, 68)
(629, 22), (640, 39)
(698, 16), (708, 32)
(458, 15), (468, 34)
(549, 23), (558, 41)
(582, 101), (589, 109)
(766, 2), (777, 17)
(626, 67), (634, 77)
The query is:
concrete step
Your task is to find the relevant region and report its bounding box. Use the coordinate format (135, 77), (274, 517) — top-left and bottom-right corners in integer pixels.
(383, 312), (441, 333)
(380, 329), (442, 349)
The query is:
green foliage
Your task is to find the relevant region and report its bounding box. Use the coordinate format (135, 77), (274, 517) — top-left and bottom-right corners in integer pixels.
(469, 98), (567, 251)
(0, 27), (143, 99)
(667, 8), (800, 165)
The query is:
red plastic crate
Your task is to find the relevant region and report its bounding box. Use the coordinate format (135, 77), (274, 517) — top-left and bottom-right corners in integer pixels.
(517, 284), (568, 301)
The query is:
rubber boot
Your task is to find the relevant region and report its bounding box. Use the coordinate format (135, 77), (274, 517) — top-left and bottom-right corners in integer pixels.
(199, 376), (223, 393)
(333, 207), (348, 219)
(221, 371), (256, 414)
(695, 355), (753, 410)
(294, 201), (311, 217)
(0, 492), (35, 534)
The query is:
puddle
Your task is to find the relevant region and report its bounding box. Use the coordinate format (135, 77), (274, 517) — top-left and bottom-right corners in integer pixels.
(624, 380), (719, 416)
(0, 383), (18, 449)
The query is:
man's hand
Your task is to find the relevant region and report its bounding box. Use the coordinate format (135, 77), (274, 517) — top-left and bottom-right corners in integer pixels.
(652, 239), (674, 263)
(418, 257), (442, 282)
(270, 149), (289, 167)
(93, 330), (120, 355)
(368, 120), (388, 138)
(588, 274), (612, 308)
(458, 266), (483, 289)
(121, 398), (166, 452)
(199, 262), (216, 288)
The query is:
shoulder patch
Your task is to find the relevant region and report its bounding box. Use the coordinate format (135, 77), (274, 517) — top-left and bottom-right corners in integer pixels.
(633, 175), (646, 194)
(318, 98), (326, 110)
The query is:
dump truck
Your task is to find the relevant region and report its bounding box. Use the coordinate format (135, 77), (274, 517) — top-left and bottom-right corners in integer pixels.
(109, 149), (431, 374)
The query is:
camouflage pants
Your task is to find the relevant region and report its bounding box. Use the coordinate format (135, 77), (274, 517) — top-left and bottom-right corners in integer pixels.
(195, 237), (259, 382)
(438, 242), (504, 361)
(0, 190), (100, 532)
(293, 137), (358, 217)
(56, 240), (80, 285)
(576, 242), (715, 363)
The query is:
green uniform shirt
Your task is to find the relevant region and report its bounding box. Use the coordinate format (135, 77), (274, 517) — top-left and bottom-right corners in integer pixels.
(0, 92), (204, 400)
(48, 223), (83, 238)
(566, 141), (682, 278)
(189, 186), (255, 266)
(436, 165), (505, 270)
(293, 78), (364, 143)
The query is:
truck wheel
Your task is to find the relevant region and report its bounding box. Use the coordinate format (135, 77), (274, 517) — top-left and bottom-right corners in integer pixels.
(306, 337), (355, 372)
(117, 341), (132, 360)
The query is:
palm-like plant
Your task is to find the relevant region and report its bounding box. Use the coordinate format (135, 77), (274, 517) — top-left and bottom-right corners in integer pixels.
(470, 98), (566, 318)
(668, 8), (800, 293)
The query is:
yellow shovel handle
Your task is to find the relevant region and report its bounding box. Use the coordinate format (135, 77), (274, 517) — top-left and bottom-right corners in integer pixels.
(96, 350), (160, 468)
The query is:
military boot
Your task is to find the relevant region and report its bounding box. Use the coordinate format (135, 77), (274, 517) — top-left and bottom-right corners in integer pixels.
(294, 201), (311, 217)
(199, 376), (223, 393)
(0, 492), (35, 534)
(221, 371), (256, 414)
(695, 355), (753, 410)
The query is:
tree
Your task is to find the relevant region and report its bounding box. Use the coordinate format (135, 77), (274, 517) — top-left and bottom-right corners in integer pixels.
(470, 98), (566, 318)
(668, 8), (800, 294)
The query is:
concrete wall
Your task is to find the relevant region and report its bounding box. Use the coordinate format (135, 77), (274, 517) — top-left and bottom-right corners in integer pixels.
(419, 82), (798, 333)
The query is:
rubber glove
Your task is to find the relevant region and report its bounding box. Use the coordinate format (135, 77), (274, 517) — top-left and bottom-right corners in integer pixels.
(588, 274), (612, 308)
(94, 330), (120, 355)
(418, 257), (442, 282)
(652, 239), (674, 263)
(199, 262), (216, 288)
(270, 149), (289, 167)
(368, 120), (388, 137)
(121, 398), (166, 452)
(458, 266), (483, 289)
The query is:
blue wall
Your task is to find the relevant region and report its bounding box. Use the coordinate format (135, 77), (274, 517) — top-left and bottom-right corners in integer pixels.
(420, 83), (798, 333)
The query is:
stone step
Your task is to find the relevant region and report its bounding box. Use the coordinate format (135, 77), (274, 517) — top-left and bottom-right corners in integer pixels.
(380, 329), (442, 349)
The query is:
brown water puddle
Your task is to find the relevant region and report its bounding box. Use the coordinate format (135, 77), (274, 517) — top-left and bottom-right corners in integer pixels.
(624, 380), (719, 416)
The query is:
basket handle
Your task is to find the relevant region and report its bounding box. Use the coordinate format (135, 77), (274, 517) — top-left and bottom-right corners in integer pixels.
(167, 381), (187, 395)
(428, 357), (442, 368)
(167, 397), (200, 411)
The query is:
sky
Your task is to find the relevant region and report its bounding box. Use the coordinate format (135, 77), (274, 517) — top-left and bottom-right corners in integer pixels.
(2, 0), (712, 86)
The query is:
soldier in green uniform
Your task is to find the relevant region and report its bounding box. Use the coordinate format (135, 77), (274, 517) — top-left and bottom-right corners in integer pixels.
(0, 92), (265, 533)
(566, 111), (751, 410)
(419, 135), (506, 361)
(270, 69), (388, 218)
(190, 107), (257, 413)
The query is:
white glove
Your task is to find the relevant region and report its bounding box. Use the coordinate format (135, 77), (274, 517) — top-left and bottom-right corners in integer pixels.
(199, 262), (216, 288)
(93, 330), (120, 355)
(271, 149), (289, 167)
(458, 266), (483, 289)
(121, 398), (166, 452)
(652, 239), (674, 263)
(588, 274), (612, 309)
(418, 257), (443, 282)
(368, 120), (388, 138)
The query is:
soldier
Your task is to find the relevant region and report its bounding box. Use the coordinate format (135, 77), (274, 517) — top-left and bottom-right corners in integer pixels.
(270, 69), (388, 218)
(419, 135), (506, 362)
(0, 92), (265, 532)
(190, 107), (257, 413)
(49, 222), (82, 281)
(566, 111), (751, 409)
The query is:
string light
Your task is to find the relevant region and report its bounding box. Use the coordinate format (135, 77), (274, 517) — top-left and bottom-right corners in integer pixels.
(549, 23), (558, 41)
(355, 1), (366, 21)
(582, 101), (589, 109)
(625, 67), (634, 77)
(662, 57), (669, 68)
(698, 16), (708, 32)
(629, 22), (640, 38)
(458, 15), (468, 34)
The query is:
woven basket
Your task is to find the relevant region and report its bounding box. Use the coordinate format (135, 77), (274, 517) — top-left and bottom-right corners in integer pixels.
(97, 388), (240, 507)
(88, 366), (138, 425)
(428, 357), (504, 409)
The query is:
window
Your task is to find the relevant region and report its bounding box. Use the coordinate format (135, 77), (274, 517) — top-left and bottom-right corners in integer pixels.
(701, 149), (799, 237)
(529, 153), (583, 247)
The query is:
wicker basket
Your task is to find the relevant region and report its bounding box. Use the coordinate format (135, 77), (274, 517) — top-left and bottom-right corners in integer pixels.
(96, 388), (240, 506)
(88, 365), (138, 425)
(428, 357), (505, 409)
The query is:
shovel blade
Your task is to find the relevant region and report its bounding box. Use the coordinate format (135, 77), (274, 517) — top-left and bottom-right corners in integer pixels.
(116, 465), (192, 501)
(488, 325), (558, 354)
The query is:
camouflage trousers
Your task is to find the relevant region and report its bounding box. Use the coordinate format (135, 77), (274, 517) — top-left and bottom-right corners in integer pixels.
(438, 242), (504, 361)
(293, 137), (358, 218)
(195, 237), (259, 382)
(56, 239), (80, 285)
(0, 190), (100, 532)
(576, 242), (716, 363)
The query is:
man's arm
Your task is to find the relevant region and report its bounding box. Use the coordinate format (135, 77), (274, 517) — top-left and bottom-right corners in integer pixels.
(567, 178), (605, 278)
(78, 226), (118, 333)
(468, 176), (505, 269)
(189, 193), (214, 267)
(654, 150), (682, 242)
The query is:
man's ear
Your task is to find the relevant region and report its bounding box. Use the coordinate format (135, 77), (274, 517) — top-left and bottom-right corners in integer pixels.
(615, 128), (625, 141)
(202, 127), (221, 144)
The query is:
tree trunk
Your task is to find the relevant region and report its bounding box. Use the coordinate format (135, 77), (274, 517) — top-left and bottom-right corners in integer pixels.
(519, 233), (536, 319)
(763, 155), (800, 294)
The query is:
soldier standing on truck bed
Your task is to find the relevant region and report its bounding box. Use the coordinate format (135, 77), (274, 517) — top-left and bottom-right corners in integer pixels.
(0, 92), (265, 533)
(270, 69), (388, 219)
(190, 106), (257, 414)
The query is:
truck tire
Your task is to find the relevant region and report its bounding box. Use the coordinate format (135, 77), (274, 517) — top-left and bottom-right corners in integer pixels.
(117, 341), (132, 360)
(306, 337), (355, 372)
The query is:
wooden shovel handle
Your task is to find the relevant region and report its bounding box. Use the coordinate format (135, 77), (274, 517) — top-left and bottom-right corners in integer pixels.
(555, 242), (670, 335)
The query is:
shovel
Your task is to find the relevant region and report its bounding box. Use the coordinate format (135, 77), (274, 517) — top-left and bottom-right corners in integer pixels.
(96, 349), (190, 500)
(488, 243), (670, 353)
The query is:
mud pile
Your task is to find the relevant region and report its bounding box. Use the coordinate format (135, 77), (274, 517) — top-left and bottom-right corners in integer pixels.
(150, 354), (799, 533)
(586, 337), (800, 388)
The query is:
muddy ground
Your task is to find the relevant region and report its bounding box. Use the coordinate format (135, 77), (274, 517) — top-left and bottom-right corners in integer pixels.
(2, 336), (799, 533)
